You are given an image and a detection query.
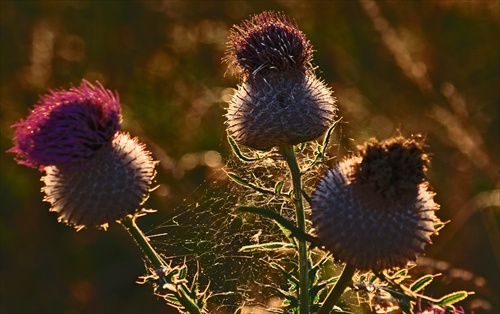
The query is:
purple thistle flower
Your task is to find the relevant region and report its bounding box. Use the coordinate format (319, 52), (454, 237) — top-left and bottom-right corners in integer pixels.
(225, 11), (313, 77)
(8, 80), (121, 170)
(224, 11), (337, 150)
(311, 136), (440, 272)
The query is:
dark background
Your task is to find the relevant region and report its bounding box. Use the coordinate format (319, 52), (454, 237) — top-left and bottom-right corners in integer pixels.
(1, 1), (498, 313)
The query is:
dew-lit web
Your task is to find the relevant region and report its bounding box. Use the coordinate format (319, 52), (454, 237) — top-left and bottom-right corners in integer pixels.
(141, 124), (455, 314)
(144, 135), (346, 313)
(140, 126), (465, 314)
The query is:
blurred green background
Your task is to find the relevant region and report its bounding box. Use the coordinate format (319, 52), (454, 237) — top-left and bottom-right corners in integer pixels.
(1, 1), (498, 313)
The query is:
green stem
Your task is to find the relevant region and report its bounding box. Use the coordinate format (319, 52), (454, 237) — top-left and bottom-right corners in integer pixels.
(120, 215), (165, 270)
(119, 215), (202, 314)
(280, 145), (309, 314)
(317, 264), (356, 314)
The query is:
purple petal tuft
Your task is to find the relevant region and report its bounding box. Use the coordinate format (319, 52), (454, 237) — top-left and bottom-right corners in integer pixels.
(8, 80), (121, 170)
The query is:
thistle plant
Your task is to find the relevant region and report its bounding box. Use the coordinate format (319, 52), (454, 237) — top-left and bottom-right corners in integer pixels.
(223, 11), (471, 314)
(8, 11), (475, 314)
(8, 80), (206, 313)
(225, 11), (337, 313)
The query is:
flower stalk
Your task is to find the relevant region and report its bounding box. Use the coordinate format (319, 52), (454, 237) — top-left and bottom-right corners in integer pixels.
(280, 144), (309, 314)
(120, 214), (165, 271)
(317, 264), (356, 314)
(119, 214), (203, 314)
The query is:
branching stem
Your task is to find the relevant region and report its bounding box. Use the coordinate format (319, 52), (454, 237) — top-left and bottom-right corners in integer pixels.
(119, 215), (202, 314)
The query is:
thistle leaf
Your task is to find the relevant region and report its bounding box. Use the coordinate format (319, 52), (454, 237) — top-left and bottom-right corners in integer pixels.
(239, 242), (295, 252)
(227, 136), (259, 162)
(436, 291), (471, 306)
(236, 206), (320, 245)
(410, 274), (435, 293)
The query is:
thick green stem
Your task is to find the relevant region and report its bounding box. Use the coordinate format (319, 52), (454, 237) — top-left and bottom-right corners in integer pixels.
(119, 215), (202, 314)
(317, 264), (356, 314)
(280, 145), (309, 314)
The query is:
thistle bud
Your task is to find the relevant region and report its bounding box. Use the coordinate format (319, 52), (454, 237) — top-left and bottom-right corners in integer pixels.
(9, 80), (121, 170)
(42, 132), (157, 230)
(311, 136), (440, 272)
(226, 70), (335, 150)
(225, 11), (312, 76)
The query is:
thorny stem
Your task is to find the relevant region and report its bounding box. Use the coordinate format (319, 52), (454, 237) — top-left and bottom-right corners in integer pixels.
(317, 264), (356, 314)
(280, 145), (309, 314)
(119, 215), (202, 314)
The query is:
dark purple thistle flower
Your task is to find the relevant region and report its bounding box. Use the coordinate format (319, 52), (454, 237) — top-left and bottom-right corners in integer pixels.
(311, 136), (440, 272)
(8, 80), (121, 170)
(353, 136), (431, 198)
(225, 11), (313, 76)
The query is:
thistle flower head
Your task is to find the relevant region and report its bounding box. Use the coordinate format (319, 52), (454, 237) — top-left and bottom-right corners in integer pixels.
(225, 11), (313, 77)
(9, 80), (121, 170)
(311, 136), (440, 272)
(224, 11), (336, 150)
(226, 71), (336, 150)
(42, 132), (157, 230)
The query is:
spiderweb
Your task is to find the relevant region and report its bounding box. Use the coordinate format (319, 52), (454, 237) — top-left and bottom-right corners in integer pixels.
(144, 136), (346, 313)
(140, 124), (473, 314)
